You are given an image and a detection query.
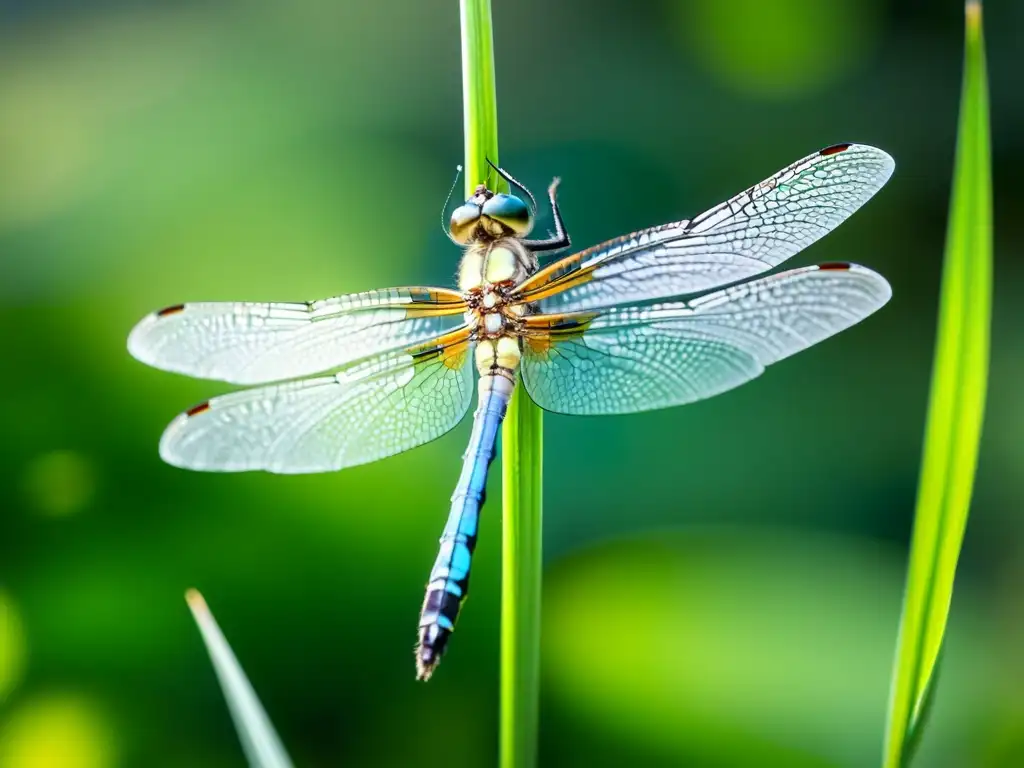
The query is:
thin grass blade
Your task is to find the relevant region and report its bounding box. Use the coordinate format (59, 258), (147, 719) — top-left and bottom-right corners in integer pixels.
(186, 590), (295, 768)
(500, 392), (543, 768)
(882, 2), (992, 765)
(459, 1), (544, 765)
(460, 0), (499, 193)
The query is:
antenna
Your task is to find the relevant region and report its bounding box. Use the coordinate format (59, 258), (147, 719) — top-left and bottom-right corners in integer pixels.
(486, 158), (539, 214)
(439, 165), (463, 244)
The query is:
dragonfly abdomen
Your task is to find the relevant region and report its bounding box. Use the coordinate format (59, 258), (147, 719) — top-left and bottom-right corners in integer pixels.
(416, 372), (514, 681)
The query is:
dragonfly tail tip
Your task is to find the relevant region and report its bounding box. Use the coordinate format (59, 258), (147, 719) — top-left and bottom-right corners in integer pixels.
(415, 637), (445, 682)
(415, 658), (436, 682)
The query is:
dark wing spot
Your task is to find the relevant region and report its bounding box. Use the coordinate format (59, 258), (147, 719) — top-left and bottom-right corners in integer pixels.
(818, 262), (851, 271)
(409, 344), (442, 364)
(820, 143), (852, 157)
(157, 304), (186, 317)
(185, 401), (211, 417)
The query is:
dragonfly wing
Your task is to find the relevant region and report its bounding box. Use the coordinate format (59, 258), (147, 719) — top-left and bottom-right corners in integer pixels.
(159, 331), (475, 473)
(516, 144), (893, 313)
(520, 263), (890, 415)
(128, 287), (467, 385)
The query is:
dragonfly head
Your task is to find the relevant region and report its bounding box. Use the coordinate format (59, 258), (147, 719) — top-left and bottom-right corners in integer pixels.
(449, 185), (533, 244)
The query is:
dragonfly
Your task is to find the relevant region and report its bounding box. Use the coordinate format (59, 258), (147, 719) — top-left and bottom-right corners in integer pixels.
(128, 142), (893, 681)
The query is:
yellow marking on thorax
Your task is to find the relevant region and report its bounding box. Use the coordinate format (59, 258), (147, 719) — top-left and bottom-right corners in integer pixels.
(458, 249), (486, 292)
(458, 239), (531, 293)
(485, 246), (517, 283)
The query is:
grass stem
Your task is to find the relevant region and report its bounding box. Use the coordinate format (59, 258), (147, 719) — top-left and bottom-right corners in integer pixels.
(459, 1), (544, 765)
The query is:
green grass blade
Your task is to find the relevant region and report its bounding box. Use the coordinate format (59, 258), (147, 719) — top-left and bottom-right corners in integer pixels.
(459, 1), (544, 765)
(882, 2), (992, 765)
(900, 646), (944, 766)
(186, 590), (295, 768)
(460, 0), (499, 195)
(500, 396), (543, 768)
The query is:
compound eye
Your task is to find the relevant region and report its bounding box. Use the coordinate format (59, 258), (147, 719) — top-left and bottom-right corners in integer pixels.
(481, 193), (532, 236)
(449, 203), (481, 244)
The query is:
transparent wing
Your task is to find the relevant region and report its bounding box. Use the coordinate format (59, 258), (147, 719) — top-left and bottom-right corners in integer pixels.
(128, 287), (467, 385)
(515, 144), (893, 313)
(520, 263), (890, 415)
(159, 331), (475, 473)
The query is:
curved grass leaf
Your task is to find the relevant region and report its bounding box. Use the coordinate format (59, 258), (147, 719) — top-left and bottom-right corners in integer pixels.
(882, 2), (992, 765)
(186, 590), (295, 768)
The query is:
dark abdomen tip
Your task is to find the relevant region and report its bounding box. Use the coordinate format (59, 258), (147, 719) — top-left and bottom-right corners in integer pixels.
(416, 624), (451, 682)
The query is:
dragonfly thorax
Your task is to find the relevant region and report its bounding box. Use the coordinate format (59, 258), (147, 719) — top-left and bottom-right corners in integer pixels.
(459, 238), (535, 345)
(458, 238), (535, 293)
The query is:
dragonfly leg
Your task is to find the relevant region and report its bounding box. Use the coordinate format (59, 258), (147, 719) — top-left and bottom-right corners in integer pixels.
(523, 177), (571, 253)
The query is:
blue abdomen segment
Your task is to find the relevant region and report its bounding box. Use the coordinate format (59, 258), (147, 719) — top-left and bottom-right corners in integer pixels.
(416, 373), (514, 681)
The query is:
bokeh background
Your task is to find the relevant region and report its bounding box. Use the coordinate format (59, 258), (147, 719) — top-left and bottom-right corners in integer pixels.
(1, 0), (1022, 766)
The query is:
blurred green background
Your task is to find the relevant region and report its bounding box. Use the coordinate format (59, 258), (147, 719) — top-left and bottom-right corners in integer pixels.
(1, 1), (1021, 766)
